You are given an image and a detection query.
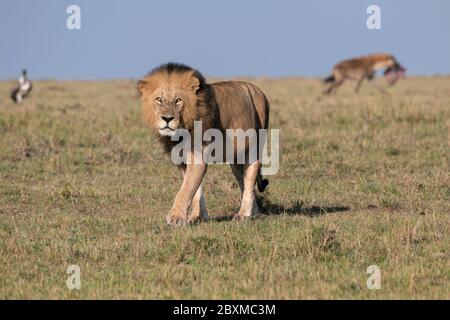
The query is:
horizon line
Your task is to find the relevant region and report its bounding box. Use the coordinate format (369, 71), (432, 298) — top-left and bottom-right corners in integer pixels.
(1, 73), (449, 82)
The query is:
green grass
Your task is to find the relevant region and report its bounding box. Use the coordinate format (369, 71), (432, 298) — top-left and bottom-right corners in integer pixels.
(0, 77), (449, 299)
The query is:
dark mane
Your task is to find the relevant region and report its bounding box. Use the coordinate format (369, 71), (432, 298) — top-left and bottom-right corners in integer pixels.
(148, 62), (207, 89)
(140, 63), (218, 156)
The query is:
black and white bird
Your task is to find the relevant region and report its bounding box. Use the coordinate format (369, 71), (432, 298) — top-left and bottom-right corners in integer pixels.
(11, 70), (32, 104)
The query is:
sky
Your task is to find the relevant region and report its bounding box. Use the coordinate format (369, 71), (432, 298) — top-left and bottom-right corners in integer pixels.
(1, 0), (449, 80)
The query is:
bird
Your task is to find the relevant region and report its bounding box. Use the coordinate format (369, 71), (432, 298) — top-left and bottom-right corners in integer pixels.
(11, 69), (32, 103)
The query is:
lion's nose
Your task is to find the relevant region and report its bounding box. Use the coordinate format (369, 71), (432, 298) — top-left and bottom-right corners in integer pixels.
(161, 116), (175, 124)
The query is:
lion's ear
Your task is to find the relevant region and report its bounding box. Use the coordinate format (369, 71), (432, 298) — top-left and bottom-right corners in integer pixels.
(137, 79), (147, 95)
(190, 76), (200, 93)
(138, 78), (157, 96)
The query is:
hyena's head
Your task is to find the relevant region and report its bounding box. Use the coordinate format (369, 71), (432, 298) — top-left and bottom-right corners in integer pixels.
(384, 57), (406, 85)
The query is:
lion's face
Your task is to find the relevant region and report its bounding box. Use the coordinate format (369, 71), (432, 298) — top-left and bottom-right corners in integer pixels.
(149, 85), (189, 137)
(139, 72), (200, 137)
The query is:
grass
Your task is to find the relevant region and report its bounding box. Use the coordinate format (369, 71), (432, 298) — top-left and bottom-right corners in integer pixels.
(0, 76), (448, 299)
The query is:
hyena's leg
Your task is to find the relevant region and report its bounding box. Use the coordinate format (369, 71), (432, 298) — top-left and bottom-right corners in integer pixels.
(323, 84), (334, 95)
(233, 161), (261, 221)
(370, 80), (389, 95)
(189, 183), (209, 223)
(355, 77), (365, 93)
(166, 153), (207, 226)
(324, 79), (344, 95)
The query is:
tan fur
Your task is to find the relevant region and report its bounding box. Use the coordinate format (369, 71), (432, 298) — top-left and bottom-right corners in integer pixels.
(324, 53), (403, 94)
(139, 63), (270, 225)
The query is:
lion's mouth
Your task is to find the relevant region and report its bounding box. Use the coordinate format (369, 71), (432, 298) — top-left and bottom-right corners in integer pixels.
(159, 126), (176, 136)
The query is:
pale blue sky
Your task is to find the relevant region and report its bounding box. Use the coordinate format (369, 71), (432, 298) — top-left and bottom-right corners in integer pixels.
(1, 0), (449, 79)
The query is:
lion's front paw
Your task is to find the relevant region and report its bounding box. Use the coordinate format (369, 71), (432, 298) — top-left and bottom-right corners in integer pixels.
(166, 209), (187, 227)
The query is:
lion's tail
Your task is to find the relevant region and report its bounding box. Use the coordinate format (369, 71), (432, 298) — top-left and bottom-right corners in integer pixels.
(257, 171), (269, 192)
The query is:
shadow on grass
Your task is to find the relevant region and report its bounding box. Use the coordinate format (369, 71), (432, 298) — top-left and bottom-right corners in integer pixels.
(210, 197), (350, 223)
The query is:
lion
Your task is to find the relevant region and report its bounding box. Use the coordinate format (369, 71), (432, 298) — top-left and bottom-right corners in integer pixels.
(138, 63), (270, 225)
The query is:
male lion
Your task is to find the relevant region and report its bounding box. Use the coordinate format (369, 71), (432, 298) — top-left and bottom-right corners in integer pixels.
(138, 63), (270, 225)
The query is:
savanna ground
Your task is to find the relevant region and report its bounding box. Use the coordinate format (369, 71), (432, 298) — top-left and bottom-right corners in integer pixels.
(0, 76), (448, 299)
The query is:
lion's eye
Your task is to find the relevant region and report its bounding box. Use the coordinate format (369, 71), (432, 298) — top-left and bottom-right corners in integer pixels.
(155, 97), (162, 104)
(175, 98), (182, 105)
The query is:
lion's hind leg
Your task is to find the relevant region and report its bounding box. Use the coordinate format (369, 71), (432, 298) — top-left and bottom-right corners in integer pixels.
(232, 161), (260, 221)
(230, 164), (245, 195)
